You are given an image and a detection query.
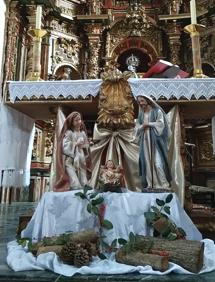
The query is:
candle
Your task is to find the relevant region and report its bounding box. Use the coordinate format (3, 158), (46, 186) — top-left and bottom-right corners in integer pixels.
(35, 5), (42, 29)
(190, 0), (197, 25)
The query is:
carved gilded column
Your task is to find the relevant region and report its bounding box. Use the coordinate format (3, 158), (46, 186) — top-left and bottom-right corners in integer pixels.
(25, 5), (36, 80)
(3, 1), (20, 83)
(105, 30), (111, 58)
(167, 21), (181, 65)
(86, 24), (103, 78)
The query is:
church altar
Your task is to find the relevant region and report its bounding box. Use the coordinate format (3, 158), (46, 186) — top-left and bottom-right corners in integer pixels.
(8, 78), (215, 102)
(7, 190), (215, 276)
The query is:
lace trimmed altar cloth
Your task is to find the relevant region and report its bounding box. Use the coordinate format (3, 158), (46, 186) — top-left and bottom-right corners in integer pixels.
(8, 78), (215, 102)
(7, 190), (215, 276)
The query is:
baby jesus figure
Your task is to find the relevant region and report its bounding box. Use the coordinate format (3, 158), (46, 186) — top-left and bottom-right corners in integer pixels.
(99, 160), (123, 192)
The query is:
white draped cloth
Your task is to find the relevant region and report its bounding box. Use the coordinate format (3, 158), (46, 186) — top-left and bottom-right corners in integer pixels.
(7, 190), (215, 276)
(0, 103), (35, 188)
(21, 191), (201, 242)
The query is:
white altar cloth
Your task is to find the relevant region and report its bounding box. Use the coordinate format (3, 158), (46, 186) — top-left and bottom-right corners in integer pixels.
(7, 191), (215, 276)
(8, 78), (215, 102)
(21, 191), (202, 242)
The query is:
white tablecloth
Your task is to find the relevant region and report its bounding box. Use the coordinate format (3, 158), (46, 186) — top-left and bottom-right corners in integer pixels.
(7, 191), (215, 276)
(22, 190), (202, 242)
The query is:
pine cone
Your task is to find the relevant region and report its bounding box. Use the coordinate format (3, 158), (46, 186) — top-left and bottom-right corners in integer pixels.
(74, 247), (92, 268)
(60, 242), (78, 265)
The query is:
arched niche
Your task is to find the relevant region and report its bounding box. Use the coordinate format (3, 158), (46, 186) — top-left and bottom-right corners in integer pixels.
(54, 63), (81, 80)
(111, 37), (158, 73)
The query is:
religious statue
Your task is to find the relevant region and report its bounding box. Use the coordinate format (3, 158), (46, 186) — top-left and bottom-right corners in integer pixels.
(136, 95), (172, 190)
(99, 160), (123, 192)
(54, 111), (91, 191)
(56, 66), (72, 80)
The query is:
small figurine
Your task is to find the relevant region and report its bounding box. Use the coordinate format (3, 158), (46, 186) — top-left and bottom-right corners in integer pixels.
(99, 160), (123, 192)
(56, 67), (72, 80)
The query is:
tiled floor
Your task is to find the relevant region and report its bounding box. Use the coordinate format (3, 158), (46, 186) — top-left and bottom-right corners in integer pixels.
(0, 202), (215, 282)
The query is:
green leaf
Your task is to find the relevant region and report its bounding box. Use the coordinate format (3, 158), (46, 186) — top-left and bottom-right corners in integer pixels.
(101, 219), (113, 230)
(87, 203), (92, 213)
(83, 185), (93, 194)
(89, 192), (98, 199)
(156, 199), (165, 206)
(118, 238), (127, 245)
(75, 192), (86, 199)
(129, 232), (136, 244)
(124, 244), (131, 254)
(165, 193), (173, 204)
(92, 197), (104, 206)
(151, 206), (160, 213)
(166, 232), (177, 240)
(111, 239), (117, 249)
(164, 205), (171, 215)
(98, 253), (107, 260)
(92, 205), (99, 215)
(144, 211), (157, 223)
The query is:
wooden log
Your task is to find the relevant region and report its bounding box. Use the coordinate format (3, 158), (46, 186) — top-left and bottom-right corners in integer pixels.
(135, 236), (204, 273)
(30, 229), (99, 255)
(116, 250), (169, 272)
(41, 229), (99, 245)
(68, 229), (99, 244)
(36, 245), (63, 256)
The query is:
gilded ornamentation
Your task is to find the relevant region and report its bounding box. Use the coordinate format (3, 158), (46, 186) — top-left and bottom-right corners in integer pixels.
(87, 39), (101, 78)
(97, 64), (134, 130)
(121, 4), (151, 37)
(25, 5), (37, 79)
(87, 0), (102, 15)
(52, 37), (81, 71)
(4, 2), (20, 82)
(167, 22), (181, 65)
(109, 8), (162, 59)
(199, 141), (213, 161)
(86, 24), (103, 78)
(45, 131), (54, 158)
(169, 0), (182, 15)
(56, 0), (76, 17)
(48, 19), (77, 36)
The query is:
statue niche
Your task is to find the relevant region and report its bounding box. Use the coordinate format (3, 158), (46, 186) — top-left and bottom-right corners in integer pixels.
(97, 63), (134, 130)
(55, 65), (81, 80)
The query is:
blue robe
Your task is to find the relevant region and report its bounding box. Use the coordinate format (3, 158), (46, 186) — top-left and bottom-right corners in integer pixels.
(137, 107), (172, 189)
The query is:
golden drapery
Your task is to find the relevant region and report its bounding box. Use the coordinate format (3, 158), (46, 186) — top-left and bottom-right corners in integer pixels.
(90, 106), (185, 204)
(89, 124), (141, 191)
(167, 105), (185, 205)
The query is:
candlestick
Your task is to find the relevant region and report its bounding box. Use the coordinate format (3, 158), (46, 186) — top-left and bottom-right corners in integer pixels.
(26, 29), (47, 81)
(184, 24), (206, 78)
(36, 5), (42, 29)
(190, 0), (197, 25)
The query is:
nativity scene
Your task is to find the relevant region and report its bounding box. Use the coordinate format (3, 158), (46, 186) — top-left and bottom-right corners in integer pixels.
(0, 0), (215, 280)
